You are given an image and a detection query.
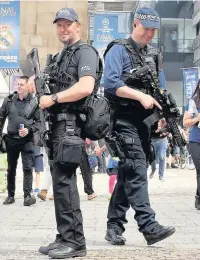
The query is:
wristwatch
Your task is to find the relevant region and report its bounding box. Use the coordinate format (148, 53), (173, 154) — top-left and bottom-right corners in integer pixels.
(52, 94), (58, 103)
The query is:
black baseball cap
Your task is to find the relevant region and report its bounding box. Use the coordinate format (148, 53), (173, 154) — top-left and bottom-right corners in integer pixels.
(53, 8), (79, 24)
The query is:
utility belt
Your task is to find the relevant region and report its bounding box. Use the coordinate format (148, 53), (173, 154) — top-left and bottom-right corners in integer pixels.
(105, 131), (141, 162)
(105, 131), (155, 165)
(52, 112), (85, 170)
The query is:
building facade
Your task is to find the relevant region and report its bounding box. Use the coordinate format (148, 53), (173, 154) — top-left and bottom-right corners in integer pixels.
(88, 1), (138, 44)
(153, 0), (195, 111)
(20, 1), (88, 75)
(0, 0), (88, 96)
(193, 0), (200, 67)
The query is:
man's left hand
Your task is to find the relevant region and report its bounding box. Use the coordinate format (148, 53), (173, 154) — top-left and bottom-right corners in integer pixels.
(19, 128), (29, 137)
(39, 95), (54, 109)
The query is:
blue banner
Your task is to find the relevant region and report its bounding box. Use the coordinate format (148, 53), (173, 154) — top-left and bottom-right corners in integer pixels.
(183, 68), (199, 101)
(0, 0), (20, 68)
(93, 14), (118, 59)
(93, 14), (118, 88)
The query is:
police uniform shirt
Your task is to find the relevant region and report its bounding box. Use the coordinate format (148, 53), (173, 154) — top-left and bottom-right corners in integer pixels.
(103, 38), (166, 95)
(66, 40), (98, 81)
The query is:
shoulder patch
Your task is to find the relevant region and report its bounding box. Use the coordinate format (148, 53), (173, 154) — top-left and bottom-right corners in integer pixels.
(81, 65), (91, 72)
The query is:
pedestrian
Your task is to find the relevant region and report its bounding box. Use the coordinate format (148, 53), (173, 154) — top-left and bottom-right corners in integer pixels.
(80, 143), (97, 200)
(104, 7), (175, 246)
(0, 76), (40, 206)
(106, 156), (118, 200)
(171, 30), (178, 52)
(149, 120), (168, 181)
(93, 139), (108, 173)
(37, 148), (53, 201)
(38, 7), (101, 259)
(96, 139), (107, 174)
(33, 145), (44, 194)
(183, 81), (200, 210)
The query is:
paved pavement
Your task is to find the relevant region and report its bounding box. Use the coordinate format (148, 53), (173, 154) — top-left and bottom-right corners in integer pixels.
(0, 167), (200, 259)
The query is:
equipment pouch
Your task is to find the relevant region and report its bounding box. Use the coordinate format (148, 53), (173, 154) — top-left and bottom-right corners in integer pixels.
(57, 133), (85, 168)
(105, 132), (126, 162)
(83, 94), (111, 140)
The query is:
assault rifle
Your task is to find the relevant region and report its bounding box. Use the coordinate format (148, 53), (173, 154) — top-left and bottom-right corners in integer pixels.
(125, 65), (187, 151)
(27, 48), (53, 149)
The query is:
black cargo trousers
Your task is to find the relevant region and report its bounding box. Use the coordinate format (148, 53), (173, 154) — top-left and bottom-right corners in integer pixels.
(107, 111), (158, 234)
(5, 135), (34, 198)
(50, 121), (85, 248)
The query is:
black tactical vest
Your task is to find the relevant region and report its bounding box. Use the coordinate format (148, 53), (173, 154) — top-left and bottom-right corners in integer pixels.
(47, 42), (103, 114)
(7, 93), (38, 135)
(104, 38), (160, 106)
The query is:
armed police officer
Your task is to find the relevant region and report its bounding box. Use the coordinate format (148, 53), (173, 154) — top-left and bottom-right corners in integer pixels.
(38, 8), (101, 259)
(0, 76), (40, 206)
(104, 7), (175, 246)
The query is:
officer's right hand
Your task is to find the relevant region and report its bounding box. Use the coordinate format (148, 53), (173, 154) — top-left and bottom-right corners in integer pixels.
(139, 93), (162, 110)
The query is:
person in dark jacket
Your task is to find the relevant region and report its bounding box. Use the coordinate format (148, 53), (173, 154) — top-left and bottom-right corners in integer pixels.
(0, 76), (40, 206)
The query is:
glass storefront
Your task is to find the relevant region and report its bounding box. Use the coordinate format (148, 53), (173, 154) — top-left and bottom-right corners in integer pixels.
(89, 13), (195, 54)
(152, 18), (195, 53)
(160, 18), (195, 53)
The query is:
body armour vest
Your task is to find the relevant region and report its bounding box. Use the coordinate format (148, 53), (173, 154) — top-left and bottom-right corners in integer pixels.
(104, 38), (160, 105)
(7, 93), (38, 135)
(47, 42), (103, 115)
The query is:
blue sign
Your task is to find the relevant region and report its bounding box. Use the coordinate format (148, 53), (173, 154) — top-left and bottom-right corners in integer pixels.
(93, 14), (118, 59)
(93, 14), (118, 87)
(183, 68), (199, 101)
(0, 0), (20, 68)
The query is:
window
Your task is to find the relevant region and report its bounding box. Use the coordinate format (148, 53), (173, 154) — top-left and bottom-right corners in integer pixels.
(160, 18), (195, 53)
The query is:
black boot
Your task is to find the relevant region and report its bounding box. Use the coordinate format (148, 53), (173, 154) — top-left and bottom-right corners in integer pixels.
(24, 195), (36, 206)
(105, 228), (126, 245)
(143, 224), (175, 245)
(195, 196), (200, 210)
(38, 234), (63, 255)
(48, 242), (87, 259)
(3, 196), (15, 205)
